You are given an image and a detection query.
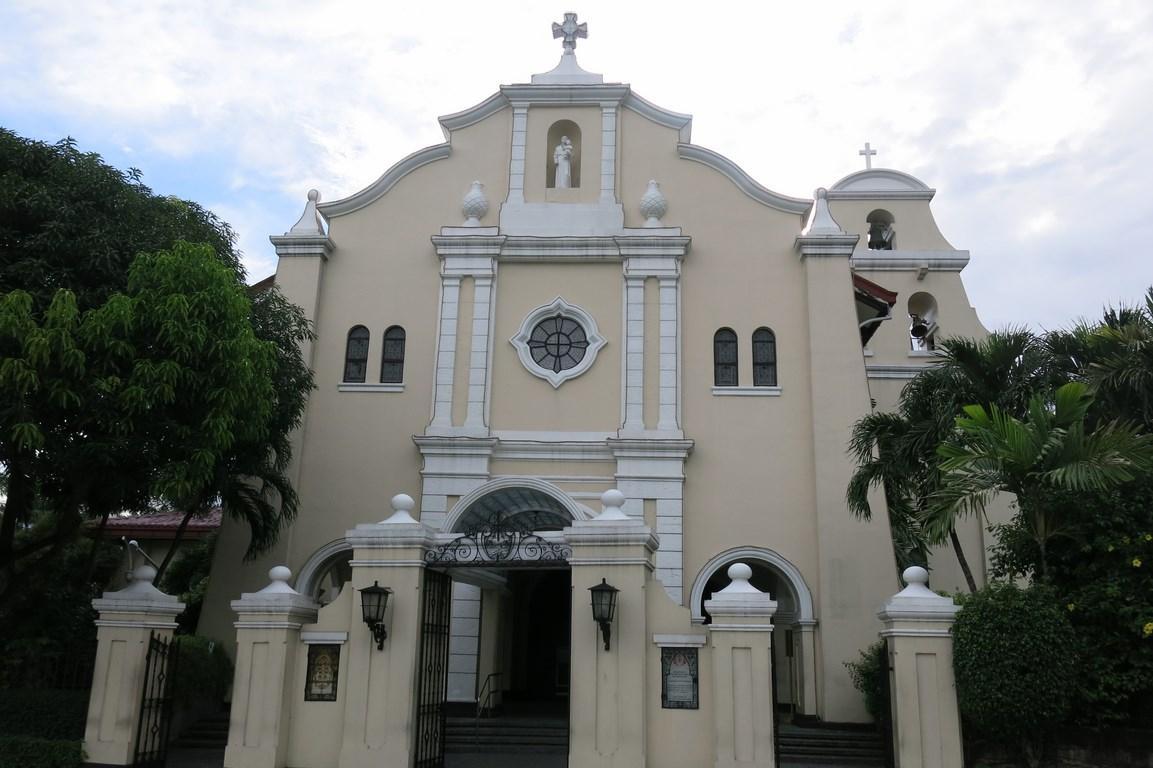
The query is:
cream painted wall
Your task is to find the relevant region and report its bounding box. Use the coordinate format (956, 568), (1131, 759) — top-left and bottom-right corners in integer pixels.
(830, 199), (954, 251)
(489, 262), (622, 432)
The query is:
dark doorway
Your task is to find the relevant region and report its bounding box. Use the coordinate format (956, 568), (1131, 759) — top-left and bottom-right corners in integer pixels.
(507, 569), (571, 706)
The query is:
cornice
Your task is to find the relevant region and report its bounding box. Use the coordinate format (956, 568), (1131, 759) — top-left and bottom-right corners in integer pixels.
(318, 144), (452, 217)
(499, 83), (631, 105)
(269, 234), (332, 259)
(851, 249), (970, 272)
(677, 144), (811, 214)
(438, 92), (509, 138)
(622, 90), (693, 142)
(828, 168), (936, 201)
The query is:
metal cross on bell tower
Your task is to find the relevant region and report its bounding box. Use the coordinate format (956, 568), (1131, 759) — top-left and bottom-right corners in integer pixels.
(552, 12), (588, 53)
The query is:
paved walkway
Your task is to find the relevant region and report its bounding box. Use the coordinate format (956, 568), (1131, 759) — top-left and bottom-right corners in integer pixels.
(165, 747), (224, 768)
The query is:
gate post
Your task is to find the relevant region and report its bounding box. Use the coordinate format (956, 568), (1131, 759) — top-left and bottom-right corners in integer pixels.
(564, 490), (657, 768)
(877, 566), (963, 768)
(223, 566), (319, 768)
(338, 493), (435, 768)
(83, 565), (185, 766)
(706, 563), (779, 768)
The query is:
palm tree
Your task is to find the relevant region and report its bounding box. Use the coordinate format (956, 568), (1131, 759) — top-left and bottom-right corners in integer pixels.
(929, 382), (1153, 580)
(848, 330), (1060, 592)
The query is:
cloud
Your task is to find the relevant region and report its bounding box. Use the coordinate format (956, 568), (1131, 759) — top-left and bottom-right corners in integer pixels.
(2, 0), (1151, 326)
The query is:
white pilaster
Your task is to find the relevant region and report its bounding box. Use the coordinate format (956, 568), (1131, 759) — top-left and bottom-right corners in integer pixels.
(508, 103), (529, 205)
(429, 276), (461, 430)
(600, 103), (618, 204)
(622, 275), (646, 432)
(465, 274), (494, 430)
(658, 276), (680, 431)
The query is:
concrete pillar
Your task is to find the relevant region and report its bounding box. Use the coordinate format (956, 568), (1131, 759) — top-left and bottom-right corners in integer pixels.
(706, 563), (779, 768)
(877, 566), (964, 768)
(793, 621), (819, 718)
(223, 567), (319, 768)
(564, 490), (658, 768)
(337, 494), (435, 768)
(83, 565), (185, 766)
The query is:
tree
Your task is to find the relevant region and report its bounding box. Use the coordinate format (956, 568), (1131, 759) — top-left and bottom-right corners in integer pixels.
(0, 130), (314, 607)
(930, 382), (1153, 579)
(848, 330), (1058, 591)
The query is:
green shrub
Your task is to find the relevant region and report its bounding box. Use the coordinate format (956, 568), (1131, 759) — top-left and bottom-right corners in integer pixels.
(0, 736), (83, 768)
(0, 689), (89, 740)
(953, 582), (1077, 765)
(174, 635), (233, 706)
(844, 639), (890, 724)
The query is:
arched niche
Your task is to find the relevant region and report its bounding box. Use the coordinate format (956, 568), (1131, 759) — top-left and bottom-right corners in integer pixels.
(867, 208), (895, 250)
(907, 291), (939, 350)
(546, 120), (582, 189)
(689, 546), (814, 625)
(294, 538), (353, 605)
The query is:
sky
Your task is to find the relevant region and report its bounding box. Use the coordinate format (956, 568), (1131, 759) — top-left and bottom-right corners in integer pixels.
(1, 0), (1151, 331)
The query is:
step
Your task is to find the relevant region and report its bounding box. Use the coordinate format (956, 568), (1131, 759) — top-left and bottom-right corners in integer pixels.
(445, 743), (568, 754)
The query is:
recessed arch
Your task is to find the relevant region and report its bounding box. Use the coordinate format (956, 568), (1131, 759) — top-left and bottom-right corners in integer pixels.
(294, 537), (352, 603)
(689, 546), (815, 624)
(443, 476), (595, 534)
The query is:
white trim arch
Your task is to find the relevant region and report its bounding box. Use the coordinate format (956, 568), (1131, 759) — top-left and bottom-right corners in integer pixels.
(294, 537), (353, 599)
(443, 476), (595, 534)
(689, 546), (815, 624)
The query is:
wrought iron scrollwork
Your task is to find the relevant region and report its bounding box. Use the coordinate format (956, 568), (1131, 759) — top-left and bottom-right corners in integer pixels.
(426, 521), (571, 567)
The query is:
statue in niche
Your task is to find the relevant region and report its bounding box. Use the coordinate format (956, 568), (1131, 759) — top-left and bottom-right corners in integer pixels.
(553, 136), (574, 188)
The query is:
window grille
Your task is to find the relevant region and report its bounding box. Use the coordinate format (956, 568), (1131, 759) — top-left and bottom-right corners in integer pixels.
(713, 328), (738, 387)
(752, 328), (777, 387)
(380, 326), (406, 383)
(344, 326), (369, 383)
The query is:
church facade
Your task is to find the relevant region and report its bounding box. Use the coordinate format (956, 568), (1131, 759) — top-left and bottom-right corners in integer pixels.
(198, 17), (988, 768)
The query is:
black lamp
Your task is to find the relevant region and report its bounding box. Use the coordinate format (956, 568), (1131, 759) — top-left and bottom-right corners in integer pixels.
(589, 578), (619, 651)
(359, 581), (392, 650)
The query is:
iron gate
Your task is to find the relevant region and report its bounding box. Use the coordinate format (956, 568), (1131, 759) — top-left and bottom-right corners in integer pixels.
(133, 632), (179, 768)
(414, 568), (452, 768)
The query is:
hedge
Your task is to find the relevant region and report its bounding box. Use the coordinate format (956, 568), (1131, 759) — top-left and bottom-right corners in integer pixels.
(0, 689), (88, 740)
(0, 736), (83, 768)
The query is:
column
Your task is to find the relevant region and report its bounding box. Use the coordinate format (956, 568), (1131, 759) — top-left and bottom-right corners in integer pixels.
(793, 621), (819, 718)
(464, 273), (494, 430)
(622, 275), (646, 433)
(338, 494), (435, 768)
(224, 567), (319, 768)
(877, 566), (964, 768)
(657, 276), (680, 431)
(83, 565), (185, 766)
(706, 563), (779, 768)
(600, 104), (619, 204)
(565, 490), (658, 768)
(429, 276), (461, 430)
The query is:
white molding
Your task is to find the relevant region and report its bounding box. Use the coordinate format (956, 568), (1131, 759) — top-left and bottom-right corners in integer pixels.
(689, 546), (815, 624)
(443, 476), (595, 533)
(499, 84), (630, 104)
(338, 383), (404, 393)
(652, 633), (707, 647)
(622, 91), (693, 142)
(492, 439), (614, 462)
(438, 92), (508, 138)
(676, 144), (811, 214)
(865, 365), (928, 380)
(851, 249), (970, 272)
(301, 631), (349, 645)
(711, 386), (782, 397)
(510, 297), (607, 388)
(827, 168), (935, 200)
(318, 144), (452, 217)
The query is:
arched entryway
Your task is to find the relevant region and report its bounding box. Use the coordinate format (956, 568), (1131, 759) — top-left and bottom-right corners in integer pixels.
(690, 547), (818, 719)
(432, 481), (580, 767)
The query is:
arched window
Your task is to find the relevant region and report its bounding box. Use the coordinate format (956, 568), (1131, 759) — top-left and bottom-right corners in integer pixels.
(713, 328), (738, 387)
(343, 326), (369, 383)
(380, 326), (406, 383)
(752, 328), (777, 387)
(867, 209), (895, 250)
(907, 292), (939, 351)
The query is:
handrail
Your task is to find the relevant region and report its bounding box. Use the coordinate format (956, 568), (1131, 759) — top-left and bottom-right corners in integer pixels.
(474, 671), (504, 743)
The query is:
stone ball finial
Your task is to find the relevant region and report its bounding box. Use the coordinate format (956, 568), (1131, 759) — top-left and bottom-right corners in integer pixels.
(462, 180), (489, 226)
(269, 565), (293, 584)
(133, 564), (158, 584)
(902, 565), (929, 586)
(307, 189), (320, 202)
(727, 562), (753, 582)
(392, 493), (415, 513)
(814, 187), (828, 200)
(596, 488), (630, 521)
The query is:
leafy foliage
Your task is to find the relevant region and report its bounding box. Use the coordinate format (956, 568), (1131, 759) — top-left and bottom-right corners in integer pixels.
(173, 635), (233, 707)
(161, 533), (216, 634)
(0, 690), (88, 740)
(953, 583), (1077, 764)
(844, 638), (889, 724)
(0, 736), (83, 768)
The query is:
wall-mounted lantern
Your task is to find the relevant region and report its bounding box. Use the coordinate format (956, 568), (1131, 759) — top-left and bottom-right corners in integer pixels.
(589, 578), (619, 651)
(360, 581), (392, 650)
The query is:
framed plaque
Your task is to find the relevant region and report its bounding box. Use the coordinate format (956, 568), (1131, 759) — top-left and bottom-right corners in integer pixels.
(661, 647), (699, 709)
(305, 644), (340, 702)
